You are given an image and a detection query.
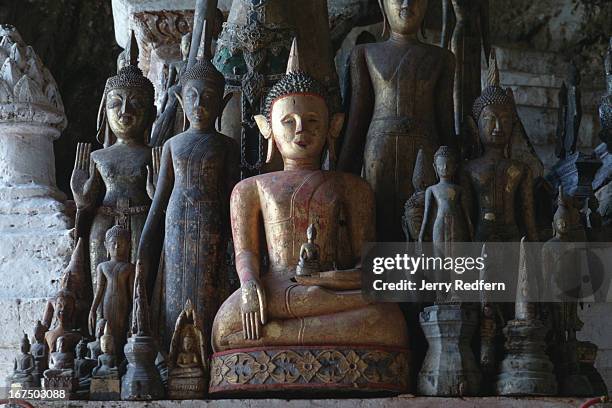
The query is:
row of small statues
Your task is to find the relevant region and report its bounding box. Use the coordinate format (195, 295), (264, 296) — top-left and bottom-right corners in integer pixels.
(5, 0), (612, 398)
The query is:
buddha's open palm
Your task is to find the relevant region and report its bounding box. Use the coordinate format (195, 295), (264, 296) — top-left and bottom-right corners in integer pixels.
(240, 279), (267, 340)
(71, 143), (94, 208)
(146, 147), (162, 199)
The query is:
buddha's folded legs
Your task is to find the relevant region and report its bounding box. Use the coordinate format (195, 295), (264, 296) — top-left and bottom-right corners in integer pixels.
(212, 281), (408, 352)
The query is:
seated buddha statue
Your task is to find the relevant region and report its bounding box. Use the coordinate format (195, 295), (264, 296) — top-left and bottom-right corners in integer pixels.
(92, 323), (119, 379)
(7, 333), (35, 387)
(43, 336), (75, 388)
(210, 40), (410, 394)
(168, 299), (206, 399)
(296, 224), (322, 277)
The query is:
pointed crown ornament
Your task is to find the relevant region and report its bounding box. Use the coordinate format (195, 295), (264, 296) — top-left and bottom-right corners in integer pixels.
(0, 24), (65, 129)
(472, 49), (514, 121)
(180, 20), (225, 95)
(262, 38), (329, 120)
(103, 31), (154, 101)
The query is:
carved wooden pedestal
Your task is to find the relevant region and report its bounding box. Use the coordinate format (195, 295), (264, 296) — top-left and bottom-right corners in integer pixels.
(168, 373), (207, 399)
(90, 377), (121, 401)
(209, 346), (411, 396)
(417, 304), (482, 396)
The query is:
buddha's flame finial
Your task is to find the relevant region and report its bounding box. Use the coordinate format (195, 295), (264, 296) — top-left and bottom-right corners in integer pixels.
(126, 30), (139, 68)
(487, 48), (500, 88)
(286, 38), (300, 75)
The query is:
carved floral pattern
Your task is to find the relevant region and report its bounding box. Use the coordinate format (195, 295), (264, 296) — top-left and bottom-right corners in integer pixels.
(209, 347), (410, 394)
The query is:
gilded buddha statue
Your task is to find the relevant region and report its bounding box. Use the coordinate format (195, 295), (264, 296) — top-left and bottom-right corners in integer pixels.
(71, 33), (156, 287)
(338, 0), (456, 241)
(209, 41), (410, 395)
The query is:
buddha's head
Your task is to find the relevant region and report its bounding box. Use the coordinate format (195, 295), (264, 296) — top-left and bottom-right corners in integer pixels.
(105, 225), (131, 260)
(179, 58), (226, 131)
(255, 39), (344, 169)
(553, 187), (571, 238)
(76, 339), (87, 359)
(54, 290), (76, 329)
(180, 33), (192, 61)
(306, 223), (317, 242)
(34, 320), (46, 342)
(100, 323), (114, 355)
(98, 32), (155, 147)
(182, 334), (195, 353)
(379, 0), (428, 37)
(472, 49), (515, 153)
(20, 332), (30, 354)
(95, 318), (107, 340)
(433, 146), (457, 180)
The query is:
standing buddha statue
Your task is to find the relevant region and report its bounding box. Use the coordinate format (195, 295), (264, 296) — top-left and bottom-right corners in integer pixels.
(88, 225), (135, 359)
(441, 0), (490, 138)
(462, 51), (537, 243)
(137, 39), (240, 351)
(338, 0), (456, 241)
(209, 41), (410, 395)
(71, 32), (156, 287)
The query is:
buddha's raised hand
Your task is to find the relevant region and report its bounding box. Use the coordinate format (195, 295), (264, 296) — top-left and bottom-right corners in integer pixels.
(240, 279), (267, 341)
(146, 146), (162, 199)
(70, 143), (94, 208)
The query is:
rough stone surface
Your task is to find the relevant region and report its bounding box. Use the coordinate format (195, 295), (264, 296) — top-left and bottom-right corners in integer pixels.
(23, 397), (601, 407)
(0, 25), (74, 388)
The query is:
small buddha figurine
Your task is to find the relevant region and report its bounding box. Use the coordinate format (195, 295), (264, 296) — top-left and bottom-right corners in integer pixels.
(75, 339), (96, 392)
(419, 146), (473, 246)
(88, 318), (107, 360)
(176, 335), (199, 368)
(31, 321), (48, 385)
(89, 225), (135, 358)
(168, 299), (206, 399)
(338, 0), (456, 241)
(71, 31), (155, 290)
(462, 50), (537, 242)
(296, 224), (322, 277)
(92, 323), (119, 379)
(44, 287), (81, 354)
(7, 333), (35, 387)
(210, 40), (409, 394)
(44, 336), (75, 379)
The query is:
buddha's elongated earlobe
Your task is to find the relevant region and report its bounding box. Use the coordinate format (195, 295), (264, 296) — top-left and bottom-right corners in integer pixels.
(217, 92), (233, 130)
(254, 114), (276, 163)
(175, 91), (188, 132)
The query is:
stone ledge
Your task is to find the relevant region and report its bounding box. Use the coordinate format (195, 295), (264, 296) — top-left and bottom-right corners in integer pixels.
(18, 396), (609, 408)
